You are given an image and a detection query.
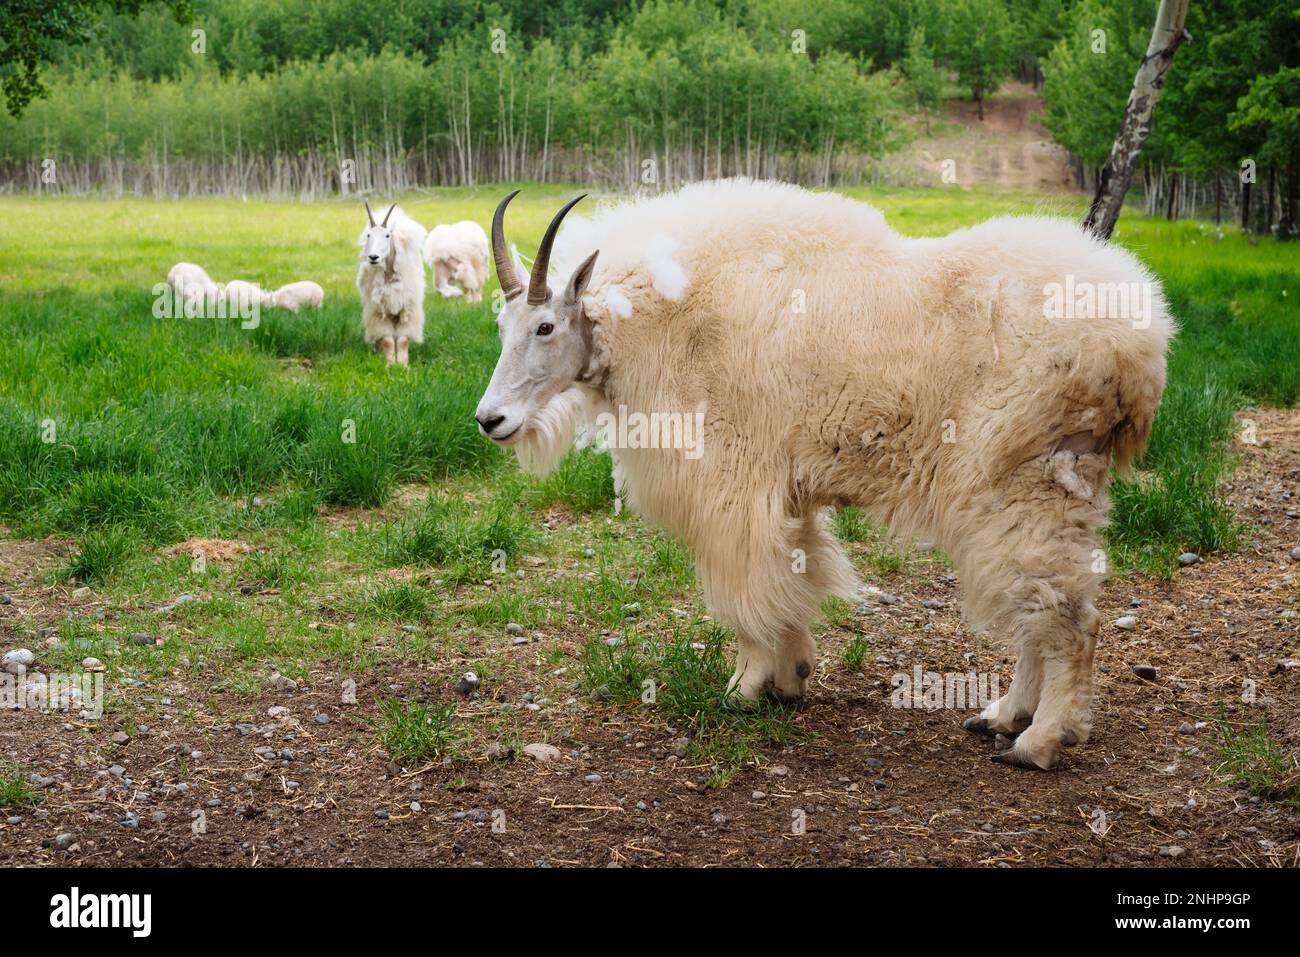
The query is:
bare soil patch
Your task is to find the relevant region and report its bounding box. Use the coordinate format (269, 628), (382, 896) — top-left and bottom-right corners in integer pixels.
(1, 412), (1297, 868)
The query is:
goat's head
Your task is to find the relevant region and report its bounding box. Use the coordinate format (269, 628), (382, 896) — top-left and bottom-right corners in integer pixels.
(475, 190), (600, 448)
(359, 200), (397, 266)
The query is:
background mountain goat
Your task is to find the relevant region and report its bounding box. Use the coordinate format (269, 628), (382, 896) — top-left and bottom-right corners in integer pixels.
(271, 280), (324, 312)
(357, 201), (427, 366)
(423, 221), (490, 302)
(477, 179), (1173, 772)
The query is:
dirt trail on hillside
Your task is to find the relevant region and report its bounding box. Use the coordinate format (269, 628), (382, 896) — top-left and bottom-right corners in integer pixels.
(891, 81), (1078, 193)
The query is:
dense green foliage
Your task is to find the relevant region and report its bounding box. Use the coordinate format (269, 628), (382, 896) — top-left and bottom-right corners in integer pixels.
(1042, 0), (1298, 231)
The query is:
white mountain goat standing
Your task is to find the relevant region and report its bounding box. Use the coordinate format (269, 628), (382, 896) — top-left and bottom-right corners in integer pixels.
(476, 180), (1173, 772)
(356, 200), (428, 366)
(422, 220), (490, 302)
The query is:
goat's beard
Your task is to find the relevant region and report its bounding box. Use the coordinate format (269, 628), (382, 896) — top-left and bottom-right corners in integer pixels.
(514, 386), (593, 476)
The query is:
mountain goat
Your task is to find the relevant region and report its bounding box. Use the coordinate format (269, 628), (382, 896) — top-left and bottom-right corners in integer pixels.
(221, 279), (273, 311)
(476, 180), (1173, 772)
(357, 200), (427, 366)
(271, 281), (325, 312)
(423, 221), (490, 302)
(166, 262), (218, 311)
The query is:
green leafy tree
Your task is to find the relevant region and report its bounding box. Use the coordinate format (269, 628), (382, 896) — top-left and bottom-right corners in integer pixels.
(0, 0), (191, 117)
(902, 26), (943, 133)
(946, 0), (1015, 119)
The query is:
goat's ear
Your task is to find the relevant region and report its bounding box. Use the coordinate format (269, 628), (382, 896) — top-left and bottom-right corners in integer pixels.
(564, 251), (599, 305)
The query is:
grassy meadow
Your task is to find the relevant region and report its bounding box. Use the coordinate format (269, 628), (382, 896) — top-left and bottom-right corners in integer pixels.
(0, 186), (1297, 774)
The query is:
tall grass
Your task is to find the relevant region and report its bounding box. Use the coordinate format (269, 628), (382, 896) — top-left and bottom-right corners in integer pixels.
(0, 191), (1295, 575)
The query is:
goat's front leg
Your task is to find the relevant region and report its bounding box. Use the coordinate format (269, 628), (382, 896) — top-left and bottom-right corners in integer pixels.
(379, 336), (396, 365)
(395, 335), (410, 367)
(728, 623), (816, 703)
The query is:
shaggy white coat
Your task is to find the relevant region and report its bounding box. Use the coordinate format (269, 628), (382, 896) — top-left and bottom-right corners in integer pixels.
(166, 262), (218, 309)
(423, 220), (490, 302)
(530, 178), (1174, 770)
(221, 279), (273, 310)
(271, 281), (325, 312)
(356, 207), (427, 345)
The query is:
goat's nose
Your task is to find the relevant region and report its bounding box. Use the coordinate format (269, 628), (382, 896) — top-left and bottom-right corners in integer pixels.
(476, 413), (506, 435)
(368, 254), (380, 263)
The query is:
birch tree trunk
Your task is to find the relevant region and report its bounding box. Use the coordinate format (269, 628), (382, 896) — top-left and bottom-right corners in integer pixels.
(1082, 0), (1191, 240)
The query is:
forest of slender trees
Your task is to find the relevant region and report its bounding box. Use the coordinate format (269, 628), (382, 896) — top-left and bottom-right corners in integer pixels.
(0, 0), (1294, 235)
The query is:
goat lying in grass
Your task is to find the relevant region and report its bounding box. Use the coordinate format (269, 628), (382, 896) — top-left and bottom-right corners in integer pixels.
(356, 200), (427, 367)
(166, 262), (218, 311)
(271, 281), (324, 312)
(476, 180), (1173, 772)
(423, 221), (490, 302)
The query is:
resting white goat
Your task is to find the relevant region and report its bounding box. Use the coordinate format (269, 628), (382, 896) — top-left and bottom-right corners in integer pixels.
(356, 200), (427, 366)
(166, 262), (218, 311)
(476, 180), (1173, 773)
(271, 281), (325, 312)
(423, 221), (490, 302)
(221, 280), (273, 311)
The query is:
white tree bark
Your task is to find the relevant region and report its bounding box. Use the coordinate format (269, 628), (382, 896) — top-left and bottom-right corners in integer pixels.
(1082, 0), (1192, 240)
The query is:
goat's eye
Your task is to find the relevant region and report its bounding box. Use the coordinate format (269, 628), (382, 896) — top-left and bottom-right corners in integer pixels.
(536, 322), (554, 337)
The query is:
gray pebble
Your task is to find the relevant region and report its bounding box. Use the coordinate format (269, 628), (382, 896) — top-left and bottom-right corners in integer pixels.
(1133, 664), (1158, 681)
(584, 773), (602, 784)
(921, 598), (946, 610)
(1177, 552), (1200, 566)
(130, 633), (154, 646)
(506, 622), (525, 637)
(53, 832), (77, 850)
(455, 671), (481, 695)
(1, 648), (34, 674)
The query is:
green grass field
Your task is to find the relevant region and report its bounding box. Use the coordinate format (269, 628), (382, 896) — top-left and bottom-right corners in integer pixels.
(1, 186), (1297, 774)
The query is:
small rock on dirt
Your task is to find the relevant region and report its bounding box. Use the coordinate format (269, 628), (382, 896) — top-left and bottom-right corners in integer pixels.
(1177, 552), (1201, 566)
(1133, 663), (1159, 681)
(53, 832), (77, 850)
(523, 743), (562, 762)
(2, 649), (34, 673)
(455, 671), (481, 695)
(1114, 616), (1138, 631)
(506, 622), (525, 637)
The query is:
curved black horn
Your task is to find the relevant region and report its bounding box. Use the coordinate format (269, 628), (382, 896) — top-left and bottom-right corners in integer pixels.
(381, 203), (395, 227)
(491, 189), (523, 301)
(364, 199), (376, 227)
(528, 193), (587, 305)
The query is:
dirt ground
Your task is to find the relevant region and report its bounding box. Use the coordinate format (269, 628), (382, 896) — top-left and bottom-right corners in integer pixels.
(889, 80), (1078, 193)
(1, 410), (1298, 868)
